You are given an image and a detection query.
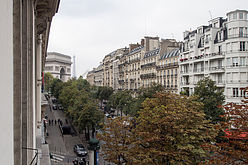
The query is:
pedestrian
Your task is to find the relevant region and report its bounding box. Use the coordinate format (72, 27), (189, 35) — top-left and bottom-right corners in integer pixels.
(73, 158), (78, 165)
(55, 120), (57, 125)
(49, 119), (51, 126)
(65, 119), (68, 124)
(51, 119), (53, 126)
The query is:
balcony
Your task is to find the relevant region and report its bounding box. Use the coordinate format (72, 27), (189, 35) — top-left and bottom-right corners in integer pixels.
(140, 73), (156, 79)
(180, 82), (190, 86)
(129, 58), (140, 63)
(180, 70), (189, 75)
(227, 34), (248, 39)
(214, 81), (225, 87)
(209, 66), (225, 73)
(141, 62), (156, 69)
(193, 68), (204, 74)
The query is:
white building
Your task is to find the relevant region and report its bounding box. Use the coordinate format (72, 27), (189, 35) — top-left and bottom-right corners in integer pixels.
(179, 9), (248, 103)
(0, 0), (60, 164)
(45, 52), (72, 82)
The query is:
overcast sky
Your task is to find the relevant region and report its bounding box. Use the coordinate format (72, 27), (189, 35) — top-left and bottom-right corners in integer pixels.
(48, 0), (248, 77)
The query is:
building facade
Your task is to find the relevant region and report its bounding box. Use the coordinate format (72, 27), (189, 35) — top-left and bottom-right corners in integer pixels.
(87, 36), (181, 92)
(0, 0), (60, 164)
(45, 52), (72, 82)
(179, 9), (248, 103)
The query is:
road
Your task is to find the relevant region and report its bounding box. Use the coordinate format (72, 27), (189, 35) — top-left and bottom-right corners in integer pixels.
(45, 98), (89, 165)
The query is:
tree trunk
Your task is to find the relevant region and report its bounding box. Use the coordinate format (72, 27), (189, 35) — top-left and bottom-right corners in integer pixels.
(84, 127), (87, 141)
(87, 126), (90, 140)
(92, 124), (95, 138)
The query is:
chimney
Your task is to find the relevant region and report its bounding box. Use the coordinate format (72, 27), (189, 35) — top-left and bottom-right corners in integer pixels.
(141, 39), (145, 46)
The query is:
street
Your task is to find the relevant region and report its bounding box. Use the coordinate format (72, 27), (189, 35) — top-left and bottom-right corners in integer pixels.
(46, 98), (89, 165)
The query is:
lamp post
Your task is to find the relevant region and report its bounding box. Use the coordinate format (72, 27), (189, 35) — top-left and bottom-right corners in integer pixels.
(88, 138), (100, 165)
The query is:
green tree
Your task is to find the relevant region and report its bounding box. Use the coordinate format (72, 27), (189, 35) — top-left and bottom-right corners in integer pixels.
(50, 78), (63, 99)
(193, 77), (225, 123)
(108, 90), (134, 116)
(96, 86), (113, 106)
(77, 100), (104, 139)
(44, 72), (54, 92)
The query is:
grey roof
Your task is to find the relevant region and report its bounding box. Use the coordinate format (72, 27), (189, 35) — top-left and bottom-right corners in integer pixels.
(47, 52), (71, 59)
(160, 48), (180, 60)
(144, 48), (160, 58)
(129, 46), (144, 55)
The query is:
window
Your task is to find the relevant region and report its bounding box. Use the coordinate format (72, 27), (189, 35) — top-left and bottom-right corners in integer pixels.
(239, 27), (244, 37)
(239, 12), (243, 19)
(233, 13), (237, 19)
(240, 41), (245, 51)
(232, 57), (238, 67)
(240, 57), (246, 66)
(218, 46), (222, 54)
(240, 88), (245, 97)
(233, 88), (239, 97)
(227, 58), (231, 66)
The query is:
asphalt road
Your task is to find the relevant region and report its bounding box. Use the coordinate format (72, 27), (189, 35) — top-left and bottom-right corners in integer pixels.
(45, 98), (89, 165)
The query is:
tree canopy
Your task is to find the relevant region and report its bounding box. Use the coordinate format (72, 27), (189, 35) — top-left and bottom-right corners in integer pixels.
(194, 77), (225, 123)
(44, 72), (54, 92)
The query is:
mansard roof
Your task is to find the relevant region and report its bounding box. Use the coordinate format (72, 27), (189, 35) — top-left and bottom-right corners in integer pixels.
(144, 48), (160, 58)
(129, 46), (144, 55)
(160, 48), (180, 60)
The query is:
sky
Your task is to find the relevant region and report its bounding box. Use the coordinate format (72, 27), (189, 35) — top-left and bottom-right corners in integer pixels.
(48, 0), (248, 77)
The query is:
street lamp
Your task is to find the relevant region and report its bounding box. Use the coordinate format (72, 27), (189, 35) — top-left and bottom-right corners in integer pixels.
(88, 138), (100, 165)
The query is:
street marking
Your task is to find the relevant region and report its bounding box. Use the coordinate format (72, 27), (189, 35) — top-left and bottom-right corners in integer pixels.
(50, 153), (65, 162)
(51, 153), (65, 159)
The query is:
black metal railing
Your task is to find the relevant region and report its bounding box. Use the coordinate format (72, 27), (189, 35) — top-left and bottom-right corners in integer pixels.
(22, 147), (38, 165)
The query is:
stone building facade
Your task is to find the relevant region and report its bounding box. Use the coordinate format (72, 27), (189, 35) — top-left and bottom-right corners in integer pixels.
(0, 0), (60, 164)
(179, 9), (248, 103)
(45, 52), (72, 82)
(87, 36), (180, 92)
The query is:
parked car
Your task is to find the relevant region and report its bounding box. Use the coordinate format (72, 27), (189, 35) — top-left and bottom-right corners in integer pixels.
(58, 105), (63, 110)
(52, 98), (57, 104)
(105, 113), (111, 118)
(52, 105), (57, 110)
(74, 144), (87, 157)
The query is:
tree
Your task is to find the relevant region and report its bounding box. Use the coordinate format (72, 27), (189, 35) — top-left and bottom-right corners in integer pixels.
(108, 90), (134, 116)
(210, 92), (248, 164)
(130, 83), (164, 116)
(96, 86), (113, 106)
(97, 116), (134, 165)
(77, 100), (104, 140)
(194, 77), (225, 123)
(131, 92), (217, 164)
(44, 72), (53, 92)
(99, 92), (217, 165)
(50, 78), (64, 99)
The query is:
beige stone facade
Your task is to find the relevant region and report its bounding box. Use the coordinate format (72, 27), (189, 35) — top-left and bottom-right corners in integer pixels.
(87, 36), (180, 93)
(86, 69), (96, 86)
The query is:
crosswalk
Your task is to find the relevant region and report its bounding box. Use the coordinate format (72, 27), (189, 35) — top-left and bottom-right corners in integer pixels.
(50, 153), (65, 163)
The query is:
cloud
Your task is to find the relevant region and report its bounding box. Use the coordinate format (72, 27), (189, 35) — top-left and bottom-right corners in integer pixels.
(48, 0), (248, 77)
